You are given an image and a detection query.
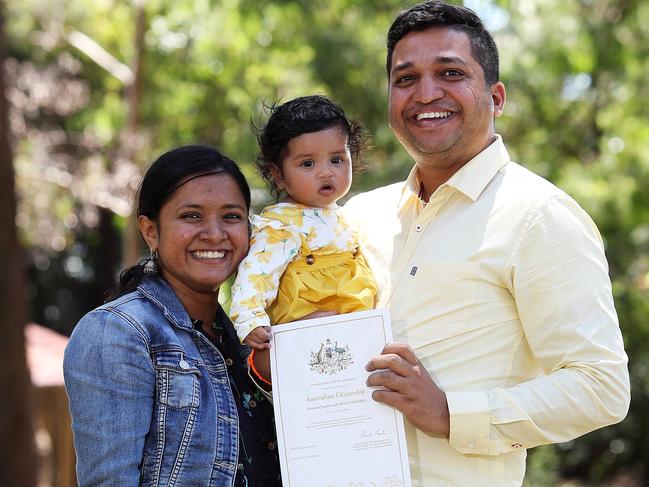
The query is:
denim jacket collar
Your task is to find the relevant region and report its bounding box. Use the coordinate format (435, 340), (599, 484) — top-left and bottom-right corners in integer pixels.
(138, 276), (194, 332)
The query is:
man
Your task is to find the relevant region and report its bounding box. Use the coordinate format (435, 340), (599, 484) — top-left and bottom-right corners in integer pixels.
(343, 2), (630, 485)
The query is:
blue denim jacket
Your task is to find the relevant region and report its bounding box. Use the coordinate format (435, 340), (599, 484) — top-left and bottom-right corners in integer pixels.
(64, 276), (241, 486)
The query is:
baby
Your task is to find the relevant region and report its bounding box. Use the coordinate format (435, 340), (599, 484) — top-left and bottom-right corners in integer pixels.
(230, 95), (377, 349)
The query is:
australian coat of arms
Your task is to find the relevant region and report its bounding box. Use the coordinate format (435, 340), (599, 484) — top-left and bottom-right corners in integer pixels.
(309, 338), (353, 375)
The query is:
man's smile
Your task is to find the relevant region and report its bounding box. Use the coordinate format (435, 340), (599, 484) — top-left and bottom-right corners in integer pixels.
(416, 111), (452, 121)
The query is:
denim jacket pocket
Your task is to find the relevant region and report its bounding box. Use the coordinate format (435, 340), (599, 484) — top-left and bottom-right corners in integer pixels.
(154, 350), (202, 410)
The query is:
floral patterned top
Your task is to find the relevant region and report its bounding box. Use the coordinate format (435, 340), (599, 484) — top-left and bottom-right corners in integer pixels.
(230, 202), (360, 341)
(196, 307), (282, 487)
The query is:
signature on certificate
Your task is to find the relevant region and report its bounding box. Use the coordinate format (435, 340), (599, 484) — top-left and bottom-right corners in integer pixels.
(358, 427), (387, 439)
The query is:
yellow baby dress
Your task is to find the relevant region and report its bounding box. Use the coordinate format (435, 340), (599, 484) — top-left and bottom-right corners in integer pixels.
(230, 202), (377, 342)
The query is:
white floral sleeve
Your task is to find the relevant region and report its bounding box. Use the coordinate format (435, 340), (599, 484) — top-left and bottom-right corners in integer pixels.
(230, 214), (301, 342)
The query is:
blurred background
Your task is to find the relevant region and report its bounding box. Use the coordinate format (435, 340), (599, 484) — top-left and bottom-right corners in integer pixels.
(1, 0), (647, 485)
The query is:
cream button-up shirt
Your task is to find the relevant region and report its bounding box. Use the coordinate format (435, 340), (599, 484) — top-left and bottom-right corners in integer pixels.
(343, 136), (630, 486)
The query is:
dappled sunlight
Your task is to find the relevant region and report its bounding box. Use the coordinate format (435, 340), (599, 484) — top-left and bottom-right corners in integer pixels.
(2, 0), (648, 484)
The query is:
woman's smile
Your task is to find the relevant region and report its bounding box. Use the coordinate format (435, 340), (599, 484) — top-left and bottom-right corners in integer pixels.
(191, 250), (227, 259)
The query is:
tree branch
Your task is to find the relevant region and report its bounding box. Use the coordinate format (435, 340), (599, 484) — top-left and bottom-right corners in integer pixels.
(64, 30), (134, 86)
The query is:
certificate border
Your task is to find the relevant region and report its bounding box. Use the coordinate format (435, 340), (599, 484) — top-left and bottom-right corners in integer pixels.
(270, 309), (412, 487)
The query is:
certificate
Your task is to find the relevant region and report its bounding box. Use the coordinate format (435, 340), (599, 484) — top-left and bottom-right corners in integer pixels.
(270, 309), (412, 487)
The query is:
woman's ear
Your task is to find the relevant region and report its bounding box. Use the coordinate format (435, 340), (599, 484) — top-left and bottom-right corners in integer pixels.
(138, 215), (159, 252)
(269, 163), (285, 190)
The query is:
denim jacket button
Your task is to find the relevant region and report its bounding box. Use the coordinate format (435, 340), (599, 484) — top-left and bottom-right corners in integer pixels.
(179, 359), (190, 370)
(225, 358), (233, 366)
(248, 400), (257, 408)
(267, 441), (276, 450)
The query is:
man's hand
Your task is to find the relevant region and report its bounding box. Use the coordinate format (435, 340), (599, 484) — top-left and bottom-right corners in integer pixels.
(366, 342), (450, 438)
(300, 310), (337, 320)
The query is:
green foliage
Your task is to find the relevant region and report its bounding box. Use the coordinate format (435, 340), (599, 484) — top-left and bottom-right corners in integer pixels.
(5, 0), (649, 483)
(494, 0), (649, 483)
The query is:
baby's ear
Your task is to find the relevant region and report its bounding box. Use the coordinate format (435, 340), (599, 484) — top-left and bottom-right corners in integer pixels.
(269, 163), (284, 190)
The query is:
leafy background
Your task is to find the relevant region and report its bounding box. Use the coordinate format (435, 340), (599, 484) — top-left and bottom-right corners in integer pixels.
(4, 0), (648, 484)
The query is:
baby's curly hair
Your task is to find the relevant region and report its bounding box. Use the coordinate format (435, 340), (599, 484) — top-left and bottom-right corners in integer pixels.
(254, 95), (368, 199)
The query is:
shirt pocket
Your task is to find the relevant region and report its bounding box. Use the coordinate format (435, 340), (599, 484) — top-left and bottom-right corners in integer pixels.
(392, 261), (481, 346)
(153, 351), (202, 410)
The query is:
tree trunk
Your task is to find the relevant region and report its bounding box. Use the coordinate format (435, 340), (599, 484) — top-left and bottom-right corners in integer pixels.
(122, 0), (147, 268)
(94, 207), (120, 301)
(89, 2), (148, 300)
(0, 3), (37, 486)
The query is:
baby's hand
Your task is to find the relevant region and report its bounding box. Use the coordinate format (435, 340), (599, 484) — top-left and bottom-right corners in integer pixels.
(244, 326), (272, 350)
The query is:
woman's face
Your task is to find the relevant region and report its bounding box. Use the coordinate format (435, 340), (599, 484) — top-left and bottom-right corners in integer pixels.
(139, 173), (249, 299)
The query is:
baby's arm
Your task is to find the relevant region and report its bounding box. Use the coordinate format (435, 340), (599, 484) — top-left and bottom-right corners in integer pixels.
(230, 217), (301, 343)
(243, 326), (272, 350)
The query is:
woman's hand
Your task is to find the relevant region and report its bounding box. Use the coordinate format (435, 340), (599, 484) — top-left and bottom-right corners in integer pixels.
(251, 348), (272, 388)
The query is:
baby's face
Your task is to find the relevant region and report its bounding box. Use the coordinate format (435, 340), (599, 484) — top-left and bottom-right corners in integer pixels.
(270, 126), (352, 208)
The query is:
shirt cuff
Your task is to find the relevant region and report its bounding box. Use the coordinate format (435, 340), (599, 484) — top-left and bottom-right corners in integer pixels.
(447, 390), (491, 455)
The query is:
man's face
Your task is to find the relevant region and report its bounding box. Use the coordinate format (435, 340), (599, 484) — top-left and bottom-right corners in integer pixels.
(388, 27), (505, 172)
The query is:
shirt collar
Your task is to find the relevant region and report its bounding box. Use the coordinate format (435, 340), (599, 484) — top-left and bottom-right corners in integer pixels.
(138, 275), (195, 331)
(444, 135), (510, 201)
(398, 166), (423, 212)
(398, 134), (510, 210)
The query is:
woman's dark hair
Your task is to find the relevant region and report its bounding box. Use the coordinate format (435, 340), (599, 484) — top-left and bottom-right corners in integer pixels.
(255, 95), (368, 199)
(386, 1), (499, 85)
(107, 144), (250, 301)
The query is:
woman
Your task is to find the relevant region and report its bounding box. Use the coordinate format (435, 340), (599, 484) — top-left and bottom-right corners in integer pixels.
(63, 145), (281, 486)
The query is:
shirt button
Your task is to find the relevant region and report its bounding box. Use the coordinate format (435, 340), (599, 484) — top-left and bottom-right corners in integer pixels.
(179, 360), (190, 370)
(415, 224), (423, 232)
(267, 441), (276, 450)
(468, 442), (475, 449)
(225, 358), (233, 366)
(249, 399), (257, 408)
(305, 254), (315, 265)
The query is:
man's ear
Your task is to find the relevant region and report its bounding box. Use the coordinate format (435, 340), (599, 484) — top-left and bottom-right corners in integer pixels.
(138, 215), (159, 252)
(491, 81), (506, 118)
(269, 163), (285, 190)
